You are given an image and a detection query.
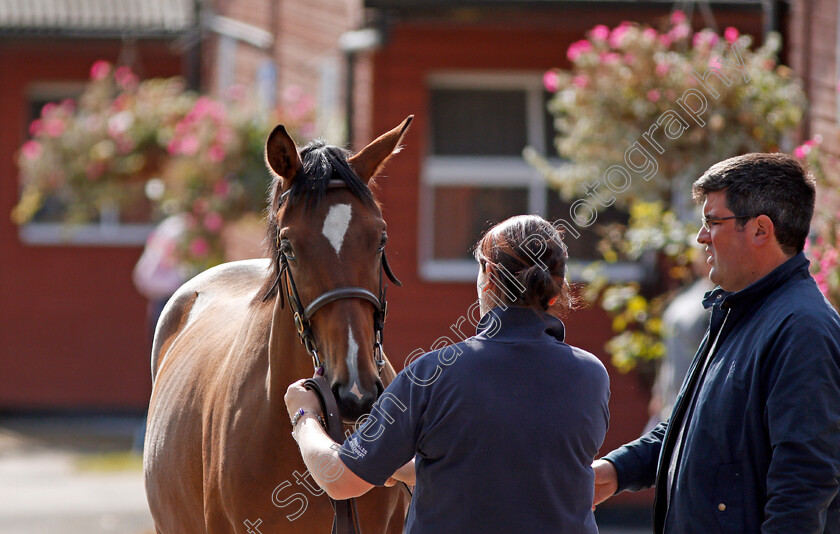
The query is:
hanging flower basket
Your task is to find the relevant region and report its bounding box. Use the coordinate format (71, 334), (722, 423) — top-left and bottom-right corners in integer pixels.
(13, 61), (315, 276)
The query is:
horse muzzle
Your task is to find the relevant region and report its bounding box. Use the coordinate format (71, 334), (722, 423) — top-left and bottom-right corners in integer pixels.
(332, 380), (384, 424)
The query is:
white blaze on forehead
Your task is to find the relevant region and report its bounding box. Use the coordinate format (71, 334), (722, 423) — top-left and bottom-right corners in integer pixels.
(322, 203), (352, 255)
(346, 327), (363, 401)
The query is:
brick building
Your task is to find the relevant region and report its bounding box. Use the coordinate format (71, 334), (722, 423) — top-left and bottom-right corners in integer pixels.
(0, 0), (360, 411)
(0, 1), (799, 485)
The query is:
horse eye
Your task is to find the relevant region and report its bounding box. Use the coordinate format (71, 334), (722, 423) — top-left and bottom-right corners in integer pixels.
(280, 239), (296, 259)
(378, 233), (388, 251)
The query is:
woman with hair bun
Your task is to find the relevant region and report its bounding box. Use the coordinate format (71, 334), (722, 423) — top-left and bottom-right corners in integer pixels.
(285, 214), (610, 534)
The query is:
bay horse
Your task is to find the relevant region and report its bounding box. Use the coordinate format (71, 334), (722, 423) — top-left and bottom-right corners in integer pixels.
(144, 116), (413, 533)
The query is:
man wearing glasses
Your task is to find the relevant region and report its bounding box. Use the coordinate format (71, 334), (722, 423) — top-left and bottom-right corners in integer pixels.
(592, 153), (840, 533)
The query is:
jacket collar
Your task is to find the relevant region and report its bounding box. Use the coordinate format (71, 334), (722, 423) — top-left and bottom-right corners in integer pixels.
(702, 251), (810, 310)
(475, 305), (566, 342)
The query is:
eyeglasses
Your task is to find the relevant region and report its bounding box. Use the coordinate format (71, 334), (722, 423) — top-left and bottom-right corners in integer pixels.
(701, 215), (756, 231)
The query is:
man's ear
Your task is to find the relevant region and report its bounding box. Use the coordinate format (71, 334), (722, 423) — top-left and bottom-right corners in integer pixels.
(752, 214), (774, 246)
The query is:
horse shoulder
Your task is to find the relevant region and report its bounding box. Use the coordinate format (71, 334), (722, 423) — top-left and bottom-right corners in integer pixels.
(150, 258), (271, 383)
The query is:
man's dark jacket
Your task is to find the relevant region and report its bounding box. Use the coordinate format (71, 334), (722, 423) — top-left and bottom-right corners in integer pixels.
(604, 253), (840, 533)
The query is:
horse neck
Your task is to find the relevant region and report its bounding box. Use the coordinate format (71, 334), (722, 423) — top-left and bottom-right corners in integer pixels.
(267, 292), (316, 409)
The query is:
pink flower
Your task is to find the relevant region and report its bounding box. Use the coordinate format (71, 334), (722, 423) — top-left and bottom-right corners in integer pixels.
(600, 52), (621, 64)
(692, 30), (719, 49)
(805, 134), (823, 147)
(647, 89), (661, 102)
(179, 135), (200, 156)
(224, 84), (246, 101)
(189, 97), (226, 123)
(609, 23), (632, 49)
(823, 248), (838, 267)
(669, 23), (691, 41)
(642, 28), (658, 42)
(41, 102), (57, 117)
(60, 99), (76, 113)
(167, 139), (181, 156)
(671, 10), (687, 24)
(189, 237), (210, 258)
(724, 27), (739, 44)
(590, 25), (610, 41)
(624, 53), (636, 65)
(283, 85), (305, 105)
(213, 180), (230, 198)
(655, 62), (670, 76)
(208, 145), (226, 163)
(43, 118), (65, 137)
(21, 140), (42, 160)
(289, 95), (315, 121)
(90, 60), (111, 81)
(203, 212), (224, 233)
(29, 119), (43, 136)
(567, 40), (592, 62)
(794, 145), (809, 159)
(659, 34), (673, 47)
(114, 66), (138, 90)
(572, 75), (589, 88)
(543, 70), (560, 92)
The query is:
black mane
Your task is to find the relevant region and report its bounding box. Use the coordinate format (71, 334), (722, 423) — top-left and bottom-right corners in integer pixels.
(261, 139), (376, 301)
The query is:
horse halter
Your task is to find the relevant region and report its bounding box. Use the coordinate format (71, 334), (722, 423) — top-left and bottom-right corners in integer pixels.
(271, 179), (401, 372)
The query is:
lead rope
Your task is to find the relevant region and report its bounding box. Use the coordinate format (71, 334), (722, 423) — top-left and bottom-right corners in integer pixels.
(303, 376), (363, 534)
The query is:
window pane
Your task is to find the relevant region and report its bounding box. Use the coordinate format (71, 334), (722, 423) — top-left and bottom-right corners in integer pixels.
(430, 89), (527, 156)
(546, 193), (629, 261)
(432, 186), (529, 260)
(543, 90), (560, 158)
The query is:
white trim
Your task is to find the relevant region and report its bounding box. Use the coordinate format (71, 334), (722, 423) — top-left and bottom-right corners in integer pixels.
(421, 259), (645, 284)
(204, 14), (273, 50)
(423, 156), (545, 186)
(19, 223), (154, 246)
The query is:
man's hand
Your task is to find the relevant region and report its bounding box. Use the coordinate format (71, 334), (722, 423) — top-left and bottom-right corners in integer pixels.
(592, 459), (618, 510)
(284, 378), (322, 421)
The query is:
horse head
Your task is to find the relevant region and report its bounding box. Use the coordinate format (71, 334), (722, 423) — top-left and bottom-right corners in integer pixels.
(264, 116), (412, 422)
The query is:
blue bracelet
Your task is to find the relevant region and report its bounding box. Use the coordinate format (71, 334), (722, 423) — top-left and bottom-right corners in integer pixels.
(290, 408), (325, 429)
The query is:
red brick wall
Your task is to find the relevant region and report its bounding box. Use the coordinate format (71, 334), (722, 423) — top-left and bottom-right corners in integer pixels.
(207, 0), (361, 137)
(789, 0), (840, 155)
(0, 39), (184, 411)
(364, 5), (763, 506)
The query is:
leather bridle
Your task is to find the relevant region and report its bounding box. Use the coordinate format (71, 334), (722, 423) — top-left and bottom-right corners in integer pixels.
(273, 179), (411, 534)
(270, 179), (401, 372)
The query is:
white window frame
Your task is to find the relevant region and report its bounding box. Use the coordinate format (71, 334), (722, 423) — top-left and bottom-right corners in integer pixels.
(18, 82), (155, 247)
(419, 71), (644, 283)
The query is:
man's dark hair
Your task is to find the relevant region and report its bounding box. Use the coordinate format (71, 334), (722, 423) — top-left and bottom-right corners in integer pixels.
(692, 152), (816, 255)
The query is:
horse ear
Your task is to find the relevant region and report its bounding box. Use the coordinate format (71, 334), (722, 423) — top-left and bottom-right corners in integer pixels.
(265, 125), (302, 185)
(349, 115), (413, 183)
